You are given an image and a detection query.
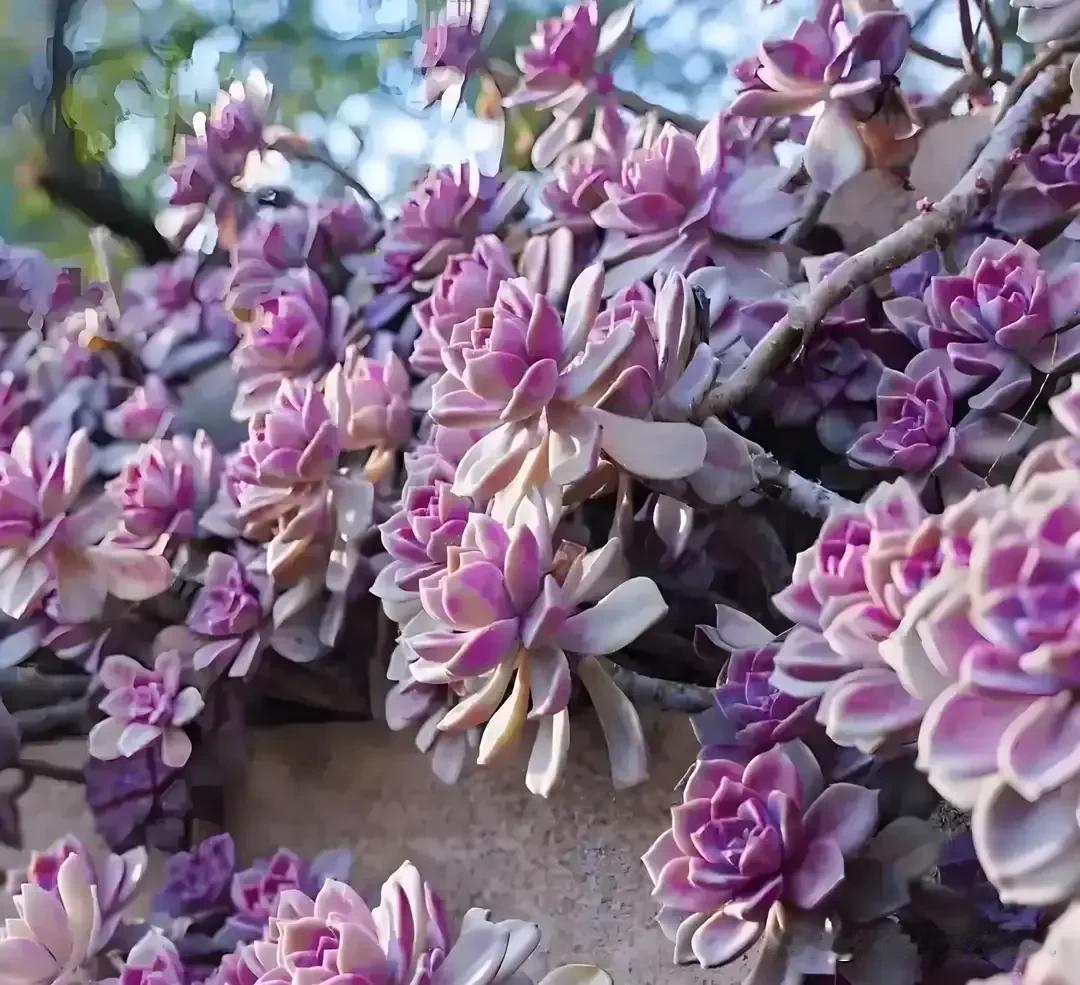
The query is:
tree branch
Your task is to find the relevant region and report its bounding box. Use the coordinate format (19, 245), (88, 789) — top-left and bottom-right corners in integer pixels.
(603, 660), (714, 713)
(694, 61), (1071, 421)
(908, 39), (967, 71)
(268, 138), (384, 221)
(753, 454), (853, 519)
(38, 0), (175, 263)
(612, 87), (704, 133)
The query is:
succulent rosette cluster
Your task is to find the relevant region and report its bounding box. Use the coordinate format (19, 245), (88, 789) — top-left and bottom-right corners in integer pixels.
(643, 741), (878, 967)
(731, 0), (912, 190)
(430, 266), (709, 511)
(884, 239), (1080, 413)
(592, 114), (803, 292)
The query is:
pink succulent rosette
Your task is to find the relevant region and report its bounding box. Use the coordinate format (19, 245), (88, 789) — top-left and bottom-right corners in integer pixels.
(430, 266), (708, 510)
(378, 163), (526, 290)
(88, 651), (204, 769)
(693, 606), (820, 760)
(416, 0), (489, 113)
(245, 861), (541, 985)
(884, 239), (1080, 413)
(403, 506), (668, 794)
(231, 269), (350, 419)
(410, 235), (517, 377)
(592, 114), (803, 293)
(0, 428), (173, 623)
(324, 346), (411, 455)
(643, 741), (878, 968)
(904, 406), (1080, 906)
(108, 432), (221, 550)
(161, 551), (272, 678)
(0, 854), (99, 985)
(542, 102), (629, 229)
(770, 478), (1004, 754)
(730, 0), (912, 191)
(504, 1), (635, 167)
(23, 835), (146, 955)
(372, 479), (473, 623)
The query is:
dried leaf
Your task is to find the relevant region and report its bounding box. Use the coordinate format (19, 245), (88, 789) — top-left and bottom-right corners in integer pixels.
(909, 113), (993, 202)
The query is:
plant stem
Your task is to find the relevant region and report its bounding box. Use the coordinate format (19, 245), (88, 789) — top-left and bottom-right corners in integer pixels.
(269, 139), (384, 221)
(603, 660), (714, 713)
(694, 61), (1071, 421)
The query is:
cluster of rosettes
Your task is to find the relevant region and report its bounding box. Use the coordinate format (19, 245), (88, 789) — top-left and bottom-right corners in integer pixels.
(763, 375), (1080, 909)
(0, 831), (607, 985)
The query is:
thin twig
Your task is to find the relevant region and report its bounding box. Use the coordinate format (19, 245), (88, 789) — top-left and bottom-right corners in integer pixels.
(957, 0), (984, 77)
(909, 39), (967, 71)
(612, 87), (704, 133)
(16, 758), (85, 784)
(603, 660), (714, 713)
(782, 189), (830, 247)
(269, 138), (384, 221)
(977, 0), (1004, 78)
(694, 62), (1071, 421)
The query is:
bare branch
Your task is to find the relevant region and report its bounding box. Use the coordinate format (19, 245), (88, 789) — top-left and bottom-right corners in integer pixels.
(39, 0), (175, 263)
(908, 39), (967, 71)
(754, 454), (853, 519)
(603, 660), (714, 713)
(995, 42), (1080, 122)
(612, 87), (704, 133)
(268, 138), (384, 221)
(695, 61), (1071, 421)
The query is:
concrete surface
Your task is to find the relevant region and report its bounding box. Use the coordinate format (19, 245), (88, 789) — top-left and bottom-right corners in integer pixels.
(3, 713), (752, 984)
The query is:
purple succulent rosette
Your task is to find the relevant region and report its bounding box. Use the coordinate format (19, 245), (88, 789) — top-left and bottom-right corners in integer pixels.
(592, 114), (802, 293)
(643, 741), (878, 968)
(503, 1), (635, 168)
(416, 0), (490, 113)
(154, 832), (236, 919)
(693, 605), (819, 760)
(731, 0), (912, 190)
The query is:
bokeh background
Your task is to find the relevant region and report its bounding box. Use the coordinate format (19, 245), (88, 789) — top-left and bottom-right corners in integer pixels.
(0, 0), (1025, 271)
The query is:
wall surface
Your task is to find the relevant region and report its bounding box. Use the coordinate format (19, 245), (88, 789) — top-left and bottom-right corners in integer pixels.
(2, 713), (753, 985)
